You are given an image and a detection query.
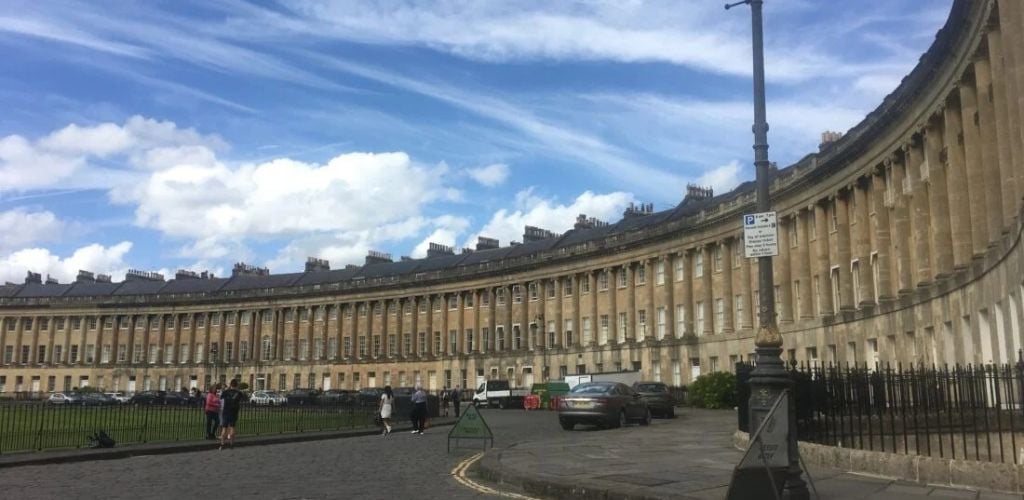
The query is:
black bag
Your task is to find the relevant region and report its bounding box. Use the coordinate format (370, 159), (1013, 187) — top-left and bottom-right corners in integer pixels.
(87, 430), (116, 449)
(374, 414), (383, 426)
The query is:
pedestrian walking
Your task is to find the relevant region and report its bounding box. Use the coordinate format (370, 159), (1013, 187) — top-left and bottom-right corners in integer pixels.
(451, 386), (461, 418)
(441, 387), (450, 417)
(218, 378), (246, 449)
(378, 385), (394, 436)
(203, 385), (221, 440)
(410, 385), (428, 434)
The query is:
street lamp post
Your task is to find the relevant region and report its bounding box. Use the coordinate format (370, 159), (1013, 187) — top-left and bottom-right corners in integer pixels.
(725, 0), (809, 498)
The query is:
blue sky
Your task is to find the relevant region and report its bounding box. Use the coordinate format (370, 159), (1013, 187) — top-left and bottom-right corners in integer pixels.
(0, 0), (952, 283)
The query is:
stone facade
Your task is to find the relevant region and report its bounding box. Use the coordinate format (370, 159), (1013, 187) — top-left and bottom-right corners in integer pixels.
(2, 0), (1023, 396)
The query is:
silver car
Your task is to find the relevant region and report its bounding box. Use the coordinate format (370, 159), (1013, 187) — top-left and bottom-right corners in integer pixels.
(250, 390), (287, 406)
(558, 382), (651, 430)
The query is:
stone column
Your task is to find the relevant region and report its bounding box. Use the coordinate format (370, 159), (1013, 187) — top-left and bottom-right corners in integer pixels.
(157, 314), (169, 364)
(306, 307), (316, 361)
(45, 315), (56, 364)
(795, 209), (813, 316)
(943, 96), (972, 268)
(172, 314), (184, 364)
(410, 298), (419, 357)
(488, 289), (498, 352)
(777, 224), (793, 323)
(606, 269), (617, 344)
(924, 118), (954, 277)
(85, 315), (97, 367)
(721, 242), (734, 333)
(457, 292), (465, 355)
(232, 312), (242, 364)
(625, 264), (635, 342)
(473, 290), (482, 353)
(836, 191), (855, 308)
(554, 279), (563, 349)
(504, 287), (513, 351)
(701, 245), (713, 334)
(645, 259), (656, 340)
(663, 255), (676, 337)
(27, 316), (40, 366)
(589, 272), (598, 346)
(974, 56), (1005, 239)
(906, 136), (933, 286)
(814, 201), (834, 314)
(959, 79), (990, 256)
(988, 26), (1021, 226)
(125, 316), (136, 365)
(852, 181), (874, 305)
(890, 155), (914, 293)
(570, 275), (581, 347)
(740, 248), (754, 328)
(426, 295), (436, 357)
(188, 314), (199, 364)
(138, 315), (150, 365)
(682, 251), (695, 335)
(519, 285), (529, 350)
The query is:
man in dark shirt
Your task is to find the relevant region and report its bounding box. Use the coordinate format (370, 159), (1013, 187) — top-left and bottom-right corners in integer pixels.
(451, 386), (461, 418)
(218, 378), (246, 449)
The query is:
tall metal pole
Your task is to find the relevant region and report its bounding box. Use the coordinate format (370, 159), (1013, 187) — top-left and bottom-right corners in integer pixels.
(726, 0), (808, 497)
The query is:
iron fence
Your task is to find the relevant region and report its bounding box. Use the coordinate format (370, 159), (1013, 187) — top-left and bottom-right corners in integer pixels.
(737, 354), (1024, 464)
(0, 396), (439, 455)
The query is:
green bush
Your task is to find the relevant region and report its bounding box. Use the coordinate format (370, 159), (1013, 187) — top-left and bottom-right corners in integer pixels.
(687, 371), (736, 409)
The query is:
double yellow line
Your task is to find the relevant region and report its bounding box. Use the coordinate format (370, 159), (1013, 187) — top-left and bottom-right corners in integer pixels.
(450, 452), (542, 499)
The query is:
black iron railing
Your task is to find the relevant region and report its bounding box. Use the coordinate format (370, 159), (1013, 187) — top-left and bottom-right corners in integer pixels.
(737, 354), (1024, 464)
(0, 396), (439, 454)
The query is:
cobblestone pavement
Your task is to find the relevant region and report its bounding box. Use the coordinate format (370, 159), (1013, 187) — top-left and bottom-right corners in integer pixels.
(0, 407), (567, 500)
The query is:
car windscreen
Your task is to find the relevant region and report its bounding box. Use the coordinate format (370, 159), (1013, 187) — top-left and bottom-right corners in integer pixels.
(487, 380), (510, 391)
(570, 384), (612, 395)
(636, 384), (667, 393)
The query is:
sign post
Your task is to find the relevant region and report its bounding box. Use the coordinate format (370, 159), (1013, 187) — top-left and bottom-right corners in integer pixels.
(447, 404), (494, 453)
(743, 211), (779, 258)
(726, 389), (791, 500)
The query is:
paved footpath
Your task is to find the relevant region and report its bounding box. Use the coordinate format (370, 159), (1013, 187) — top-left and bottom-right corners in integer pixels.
(470, 408), (1023, 500)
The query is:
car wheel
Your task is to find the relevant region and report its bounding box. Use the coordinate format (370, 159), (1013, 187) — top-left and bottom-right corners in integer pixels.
(498, 399), (506, 410)
(616, 409), (627, 428)
(639, 408), (652, 426)
(560, 420), (575, 431)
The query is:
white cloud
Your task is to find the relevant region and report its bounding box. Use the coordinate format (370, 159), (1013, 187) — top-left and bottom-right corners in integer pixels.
(121, 152), (457, 261)
(466, 163), (509, 187)
(464, 188), (634, 247)
(0, 115), (226, 192)
(0, 241), (133, 284)
(695, 161), (744, 194)
(411, 215), (472, 258)
(0, 209), (66, 253)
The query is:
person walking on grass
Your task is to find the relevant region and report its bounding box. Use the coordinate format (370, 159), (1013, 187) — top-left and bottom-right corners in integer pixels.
(204, 385), (221, 440)
(410, 385), (428, 434)
(378, 385), (394, 436)
(218, 379), (246, 449)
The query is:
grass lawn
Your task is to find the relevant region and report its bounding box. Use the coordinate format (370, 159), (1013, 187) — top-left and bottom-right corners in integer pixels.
(0, 403), (380, 454)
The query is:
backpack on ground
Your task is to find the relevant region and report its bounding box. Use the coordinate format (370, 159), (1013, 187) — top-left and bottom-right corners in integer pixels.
(87, 430), (116, 449)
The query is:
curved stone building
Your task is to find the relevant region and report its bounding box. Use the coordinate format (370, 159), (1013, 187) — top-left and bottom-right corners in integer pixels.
(2, 0), (1023, 396)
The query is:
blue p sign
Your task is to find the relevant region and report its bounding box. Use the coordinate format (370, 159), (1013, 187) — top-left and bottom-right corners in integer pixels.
(745, 215), (755, 225)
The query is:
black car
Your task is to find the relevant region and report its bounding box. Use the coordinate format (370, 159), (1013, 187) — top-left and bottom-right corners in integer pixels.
(632, 382), (676, 418)
(320, 389), (355, 406)
(130, 390), (189, 405)
(357, 388), (384, 407)
(286, 389), (321, 406)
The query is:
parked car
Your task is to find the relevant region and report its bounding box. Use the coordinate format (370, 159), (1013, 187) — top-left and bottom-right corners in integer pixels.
(250, 390), (287, 406)
(47, 392), (83, 405)
(632, 382), (676, 418)
(81, 392), (117, 406)
(286, 389), (321, 406)
(357, 388), (384, 407)
(557, 381), (651, 430)
(130, 390), (187, 405)
(320, 389), (355, 406)
(104, 392), (131, 404)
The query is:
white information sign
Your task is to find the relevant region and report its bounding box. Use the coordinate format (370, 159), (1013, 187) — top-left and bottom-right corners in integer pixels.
(743, 212), (779, 258)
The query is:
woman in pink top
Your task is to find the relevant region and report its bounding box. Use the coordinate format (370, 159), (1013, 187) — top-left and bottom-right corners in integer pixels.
(204, 385), (221, 440)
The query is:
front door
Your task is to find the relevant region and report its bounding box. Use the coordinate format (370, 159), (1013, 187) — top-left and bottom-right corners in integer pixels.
(522, 367), (534, 389)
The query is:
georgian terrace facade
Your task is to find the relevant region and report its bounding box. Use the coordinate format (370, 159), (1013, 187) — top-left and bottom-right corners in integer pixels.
(2, 0), (1024, 396)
